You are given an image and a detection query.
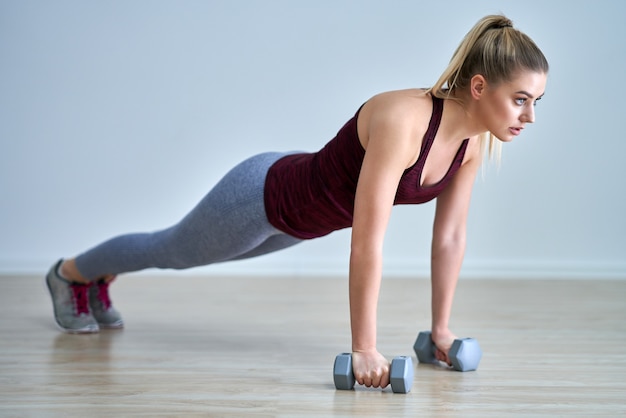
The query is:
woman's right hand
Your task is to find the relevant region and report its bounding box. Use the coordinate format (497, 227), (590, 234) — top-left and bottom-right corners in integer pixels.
(351, 349), (391, 389)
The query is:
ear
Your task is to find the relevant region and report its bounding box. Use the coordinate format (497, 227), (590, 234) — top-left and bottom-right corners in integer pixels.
(469, 74), (487, 100)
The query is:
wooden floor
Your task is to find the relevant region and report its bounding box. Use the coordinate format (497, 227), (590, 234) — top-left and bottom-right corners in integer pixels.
(0, 274), (625, 417)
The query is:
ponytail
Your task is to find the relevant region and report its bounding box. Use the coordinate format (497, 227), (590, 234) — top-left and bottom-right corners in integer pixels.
(428, 15), (549, 163)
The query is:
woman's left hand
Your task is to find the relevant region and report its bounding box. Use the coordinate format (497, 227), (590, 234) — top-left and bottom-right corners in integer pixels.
(431, 328), (458, 366)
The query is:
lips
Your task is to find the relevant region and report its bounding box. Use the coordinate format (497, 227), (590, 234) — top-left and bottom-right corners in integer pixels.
(509, 127), (523, 136)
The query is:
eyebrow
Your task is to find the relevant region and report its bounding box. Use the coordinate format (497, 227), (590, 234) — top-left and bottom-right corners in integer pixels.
(516, 90), (545, 99)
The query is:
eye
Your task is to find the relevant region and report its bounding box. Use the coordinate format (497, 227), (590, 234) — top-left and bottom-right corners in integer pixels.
(514, 98), (526, 106)
(533, 96), (542, 107)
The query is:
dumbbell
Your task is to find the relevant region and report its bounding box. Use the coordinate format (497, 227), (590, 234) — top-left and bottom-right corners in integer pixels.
(413, 331), (482, 372)
(333, 353), (414, 393)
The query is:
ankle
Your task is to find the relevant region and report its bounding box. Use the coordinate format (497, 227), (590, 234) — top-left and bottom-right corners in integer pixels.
(59, 259), (90, 284)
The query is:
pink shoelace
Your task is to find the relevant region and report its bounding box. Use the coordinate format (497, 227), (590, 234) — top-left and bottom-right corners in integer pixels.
(95, 281), (112, 310)
(70, 284), (91, 315)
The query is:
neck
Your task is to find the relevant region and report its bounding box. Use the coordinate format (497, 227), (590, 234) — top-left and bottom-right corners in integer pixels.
(439, 94), (487, 141)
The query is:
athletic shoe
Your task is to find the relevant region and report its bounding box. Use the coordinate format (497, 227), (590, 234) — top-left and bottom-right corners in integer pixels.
(89, 280), (124, 329)
(46, 260), (99, 334)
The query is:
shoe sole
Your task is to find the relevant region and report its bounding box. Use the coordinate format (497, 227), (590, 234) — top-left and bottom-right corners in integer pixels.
(98, 321), (124, 329)
(60, 326), (100, 334)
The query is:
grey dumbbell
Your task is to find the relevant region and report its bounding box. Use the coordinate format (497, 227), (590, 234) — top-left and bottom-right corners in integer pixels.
(333, 353), (414, 393)
(413, 331), (482, 372)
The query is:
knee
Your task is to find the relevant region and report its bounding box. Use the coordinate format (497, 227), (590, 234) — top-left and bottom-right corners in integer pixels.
(148, 229), (215, 270)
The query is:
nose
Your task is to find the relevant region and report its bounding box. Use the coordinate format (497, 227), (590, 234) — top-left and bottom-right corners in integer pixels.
(521, 105), (535, 124)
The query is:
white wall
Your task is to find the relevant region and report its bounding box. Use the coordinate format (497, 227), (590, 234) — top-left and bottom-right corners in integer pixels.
(1, 0), (624, 279)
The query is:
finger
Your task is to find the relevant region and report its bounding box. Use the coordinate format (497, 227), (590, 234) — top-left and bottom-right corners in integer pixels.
(371, 372), (381, 388)
(440, 350), (452, 366)
(379, 371), (390, 389)
(435, 348), (451, 365)
(355, 372), (368, 387)
(374, 363), (391, 388)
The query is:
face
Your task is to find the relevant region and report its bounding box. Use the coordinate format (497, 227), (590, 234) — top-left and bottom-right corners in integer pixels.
(475, 70), (547, 142)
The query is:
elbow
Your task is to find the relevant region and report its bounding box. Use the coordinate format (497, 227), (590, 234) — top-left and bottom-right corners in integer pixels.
(432, 218), (467, 252)
(432, 231), (466, 255)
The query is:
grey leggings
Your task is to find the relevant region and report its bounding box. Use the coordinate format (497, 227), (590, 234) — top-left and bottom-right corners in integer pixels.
(74, 152), (302, 280)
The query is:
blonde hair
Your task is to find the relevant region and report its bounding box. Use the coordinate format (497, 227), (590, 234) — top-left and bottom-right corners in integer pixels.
(427, 15), (549, 163)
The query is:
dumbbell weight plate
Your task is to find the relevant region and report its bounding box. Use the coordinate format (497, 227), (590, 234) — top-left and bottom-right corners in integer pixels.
(389, 356), (414, 393)
(449, 338), (482, 372)
(333, 353), (355, 390)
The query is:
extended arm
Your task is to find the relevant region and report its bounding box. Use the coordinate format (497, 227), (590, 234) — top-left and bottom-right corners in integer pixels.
(430, 138), (481, 362)
(349, 98), (420, 388)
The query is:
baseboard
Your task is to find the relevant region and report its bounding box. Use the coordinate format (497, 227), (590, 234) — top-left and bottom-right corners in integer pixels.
(1, 257), (624, 279)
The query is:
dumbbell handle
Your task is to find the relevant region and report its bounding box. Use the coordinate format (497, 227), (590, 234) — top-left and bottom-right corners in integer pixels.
(413, 331), (482, 372)
(333, 353), (413, 393)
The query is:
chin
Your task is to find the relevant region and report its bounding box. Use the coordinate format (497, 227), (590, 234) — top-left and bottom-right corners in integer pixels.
(492, 132), (514, 143)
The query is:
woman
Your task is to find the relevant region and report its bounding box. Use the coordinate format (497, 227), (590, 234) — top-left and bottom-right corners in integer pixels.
(46, 14), (548, 389)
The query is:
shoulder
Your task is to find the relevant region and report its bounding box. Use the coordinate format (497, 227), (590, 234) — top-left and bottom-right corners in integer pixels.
(357, 89), (434, 150)
(361, 89), (433, 126)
